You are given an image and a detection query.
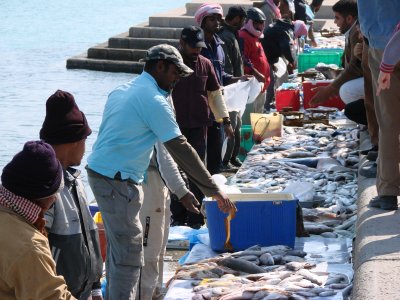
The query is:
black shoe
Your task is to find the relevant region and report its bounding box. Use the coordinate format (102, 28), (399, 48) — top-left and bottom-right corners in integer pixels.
(188, 223), (203, 230)
(366, 151), (378, 161)
(170, 220), (186, 227)
(369, 196), (398, 210)
(360, 145), (378, 156)
(359, 162), (377, 178)
(220, 162), (238, 173)
(230, 157), (243, 167)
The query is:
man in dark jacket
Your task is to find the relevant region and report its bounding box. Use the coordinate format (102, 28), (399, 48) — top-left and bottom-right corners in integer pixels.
(262, 18), (307, 110)
(218, 5), (247, 169)
(262, 19), (296, 69)
(41, 90), (103, 300)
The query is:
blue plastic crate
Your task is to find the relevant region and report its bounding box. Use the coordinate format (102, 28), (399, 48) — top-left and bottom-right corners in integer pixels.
(204, 193), (297, 252)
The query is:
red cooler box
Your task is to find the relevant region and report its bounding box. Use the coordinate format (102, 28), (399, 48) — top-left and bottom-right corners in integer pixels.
(303, 80), (345, 110)
(275, 89), (300, 111)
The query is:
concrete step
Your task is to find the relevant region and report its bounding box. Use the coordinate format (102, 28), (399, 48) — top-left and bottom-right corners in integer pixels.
(314, 18), (337, 31)
(149, 15), (196, 28)
(129, 26), (183, 39)
(108, 36), (179, 49)
(314, 4), (335, 20)
(185, 1), (253, 16)
(88, 46), (147, 61)
(66, 56), (143, 73)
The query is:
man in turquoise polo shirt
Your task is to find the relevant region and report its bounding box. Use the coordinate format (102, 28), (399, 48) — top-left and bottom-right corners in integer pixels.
(86, 44), (236, 300)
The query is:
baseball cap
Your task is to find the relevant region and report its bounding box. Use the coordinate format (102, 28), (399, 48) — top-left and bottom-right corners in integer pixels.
(181, 26), (207, 48)
(141, 44), (193, 77)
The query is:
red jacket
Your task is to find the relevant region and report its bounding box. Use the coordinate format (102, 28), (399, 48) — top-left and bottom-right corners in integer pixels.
(238, 29), (271, 92)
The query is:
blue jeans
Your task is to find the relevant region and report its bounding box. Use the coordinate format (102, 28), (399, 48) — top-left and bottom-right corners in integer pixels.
(87, 168), (143, 300)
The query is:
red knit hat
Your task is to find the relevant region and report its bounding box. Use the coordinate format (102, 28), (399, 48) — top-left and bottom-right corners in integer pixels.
(40, 90), (92, 144)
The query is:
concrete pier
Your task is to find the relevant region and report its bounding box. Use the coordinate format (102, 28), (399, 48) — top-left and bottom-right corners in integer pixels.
(66, 0), (336, 73)
(68, 1), (400, 299)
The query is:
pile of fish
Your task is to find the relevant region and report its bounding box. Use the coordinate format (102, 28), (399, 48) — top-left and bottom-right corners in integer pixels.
(170, 245), (352, 299)
(231, 123), (359, 238)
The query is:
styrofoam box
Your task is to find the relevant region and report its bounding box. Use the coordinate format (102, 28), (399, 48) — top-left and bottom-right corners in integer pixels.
(204, 193), (297, 252)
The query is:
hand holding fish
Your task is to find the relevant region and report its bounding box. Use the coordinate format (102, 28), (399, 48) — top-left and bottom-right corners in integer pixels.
(213, 190), (237, 213)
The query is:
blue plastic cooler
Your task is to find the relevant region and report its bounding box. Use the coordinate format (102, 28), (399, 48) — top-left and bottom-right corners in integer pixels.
(204, 193), (297, 252)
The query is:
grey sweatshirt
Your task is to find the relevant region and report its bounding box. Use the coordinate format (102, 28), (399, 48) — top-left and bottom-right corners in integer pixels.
(149, 141), (189, 199)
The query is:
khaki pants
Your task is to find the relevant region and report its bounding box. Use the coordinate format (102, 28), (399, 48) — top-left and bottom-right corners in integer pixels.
(368, 47), (400, 196)
(87, 169), (143, 300)
(138, 169), (170, 300)
(363, 42), (379, 146)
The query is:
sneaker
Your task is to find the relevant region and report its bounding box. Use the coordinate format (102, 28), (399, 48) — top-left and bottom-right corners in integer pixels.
(359, 162), (377, 178)
(369, 196), (398, 210)
(230, 157), (243, 167)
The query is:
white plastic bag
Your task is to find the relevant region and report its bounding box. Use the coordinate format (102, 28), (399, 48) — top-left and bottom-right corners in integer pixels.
(274, 57), (287, 78)
(282, 181), (315, 202)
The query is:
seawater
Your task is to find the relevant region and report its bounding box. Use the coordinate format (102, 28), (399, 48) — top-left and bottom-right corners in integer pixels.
(0, 0), (187, 199)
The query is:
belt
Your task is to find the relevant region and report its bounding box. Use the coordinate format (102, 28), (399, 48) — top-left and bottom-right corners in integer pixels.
(86, 166), (140, 186)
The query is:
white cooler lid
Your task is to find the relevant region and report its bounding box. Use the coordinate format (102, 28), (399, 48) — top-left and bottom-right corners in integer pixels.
(225, 193), (296, 202)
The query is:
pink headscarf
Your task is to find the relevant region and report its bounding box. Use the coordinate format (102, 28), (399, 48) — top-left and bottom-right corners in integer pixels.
(293, 20), (308, 38)
(265, 0), (281, 19)
(243, 19), (265, 38)
(194, 3), (223, 25)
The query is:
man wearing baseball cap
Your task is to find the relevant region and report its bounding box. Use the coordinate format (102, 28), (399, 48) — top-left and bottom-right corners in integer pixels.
(171, 26), (233, 229)
(87, 44), (236, 299)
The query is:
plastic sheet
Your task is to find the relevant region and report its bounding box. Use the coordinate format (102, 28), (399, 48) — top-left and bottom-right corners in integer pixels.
(283, 181), (315, 202)
(223, 78), (262, 116)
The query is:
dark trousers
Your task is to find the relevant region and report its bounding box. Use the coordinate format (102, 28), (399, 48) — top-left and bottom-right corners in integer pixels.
(170, 126), (207, 226)
(265, 68), (276, 111)
(223, 111), (241, 163)
(344, 99), (367, 126)
(207, 121), (223, 175)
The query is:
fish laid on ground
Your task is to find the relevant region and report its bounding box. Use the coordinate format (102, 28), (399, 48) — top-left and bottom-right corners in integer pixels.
(304, 222), (334, 234)
(260, 253), (275, 266)
(217, 257), (266, 274)
(296, 269), (324, 285)
(285, 262), (315, 271)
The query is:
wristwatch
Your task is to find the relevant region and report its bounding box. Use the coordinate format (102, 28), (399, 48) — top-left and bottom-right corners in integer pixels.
(222, 117), (231, 125)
